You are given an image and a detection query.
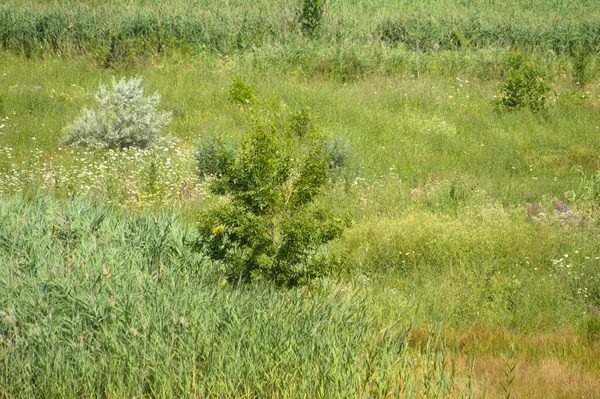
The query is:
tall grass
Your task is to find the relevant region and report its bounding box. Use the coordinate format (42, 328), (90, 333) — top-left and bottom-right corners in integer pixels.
(0, 0), (599, 73)
(0, 195), (466, 398)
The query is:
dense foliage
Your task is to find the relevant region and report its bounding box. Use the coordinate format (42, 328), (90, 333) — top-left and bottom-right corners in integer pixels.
(195, 116), (349, 286)
(493, 54), (550, 111)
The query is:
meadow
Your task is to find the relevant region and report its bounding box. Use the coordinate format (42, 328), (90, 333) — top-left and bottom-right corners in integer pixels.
(1, 0), (600, 397)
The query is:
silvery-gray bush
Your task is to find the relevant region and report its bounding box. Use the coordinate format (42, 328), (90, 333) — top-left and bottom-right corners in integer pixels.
(63, 77), (172, 149)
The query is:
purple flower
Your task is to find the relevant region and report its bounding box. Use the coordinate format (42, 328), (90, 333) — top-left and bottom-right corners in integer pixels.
(557, 202), (570, 213)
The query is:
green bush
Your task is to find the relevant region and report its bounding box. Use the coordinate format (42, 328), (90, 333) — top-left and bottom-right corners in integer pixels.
(493, 54), (550, 112)
(288, 107), (314, 138)
(62, 77), (172, 149)
(298, 0), (324, 38)
(195, 134), (236, 178)
(194, 116), (349, 286)
(228, 77), (256, 105)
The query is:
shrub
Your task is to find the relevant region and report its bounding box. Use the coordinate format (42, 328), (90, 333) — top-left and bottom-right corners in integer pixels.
(194, 116), (349, 286)
(288, 107), (314, 138)
(298, 0), (325, 38)
(493, 54), (550, 112)
(228, 77), (256, 105)
(63, 77), (172, 149)
(195, 133), (237, 178)
(325, 136), (351, 170)
(287, 108), (351, 171)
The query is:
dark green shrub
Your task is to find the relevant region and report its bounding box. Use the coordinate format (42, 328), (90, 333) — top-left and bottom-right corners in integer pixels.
(493, 54), (550, 112)
(228, 77), (256, 105)
(194, 116), (349, 286)
(298, 0), (325, 38)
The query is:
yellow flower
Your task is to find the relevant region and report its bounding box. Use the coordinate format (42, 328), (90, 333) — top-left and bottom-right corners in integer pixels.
(211, 224), (224, 235)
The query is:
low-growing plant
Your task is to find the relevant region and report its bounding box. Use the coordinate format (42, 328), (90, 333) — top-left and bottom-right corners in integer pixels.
(287, 108), (350, 171)
(195, 133), (236, 178)
(195, 116), (350, 286)
(581, 313), (600, 343)
(493, 54), (550, 112)
(228, 77), (256, 105)
(62, 77), (172, 149)
(569, 168), (600, 213)
(325, 135), (351, 170)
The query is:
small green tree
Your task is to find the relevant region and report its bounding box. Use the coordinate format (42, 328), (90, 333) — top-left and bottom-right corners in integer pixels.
(493, 54), (550, 112)
(195, 116), (349, 286)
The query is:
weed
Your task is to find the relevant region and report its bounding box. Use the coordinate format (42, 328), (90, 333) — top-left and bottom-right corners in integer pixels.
(580, 312), (600, 343)
(501, 357), (517, 399)
(569, 168), (600, 213)
(325, 135), (351, 171)
(195, 133), (236, 178)
(571, 47), (591, 88)
(288, 107), (314, 138)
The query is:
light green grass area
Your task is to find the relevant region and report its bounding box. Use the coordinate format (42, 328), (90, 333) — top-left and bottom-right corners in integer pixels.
(1, 0), (600, 397)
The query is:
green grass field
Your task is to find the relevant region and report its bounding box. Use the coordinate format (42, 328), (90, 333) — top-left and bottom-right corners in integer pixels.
(1, 1), (600, 397)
